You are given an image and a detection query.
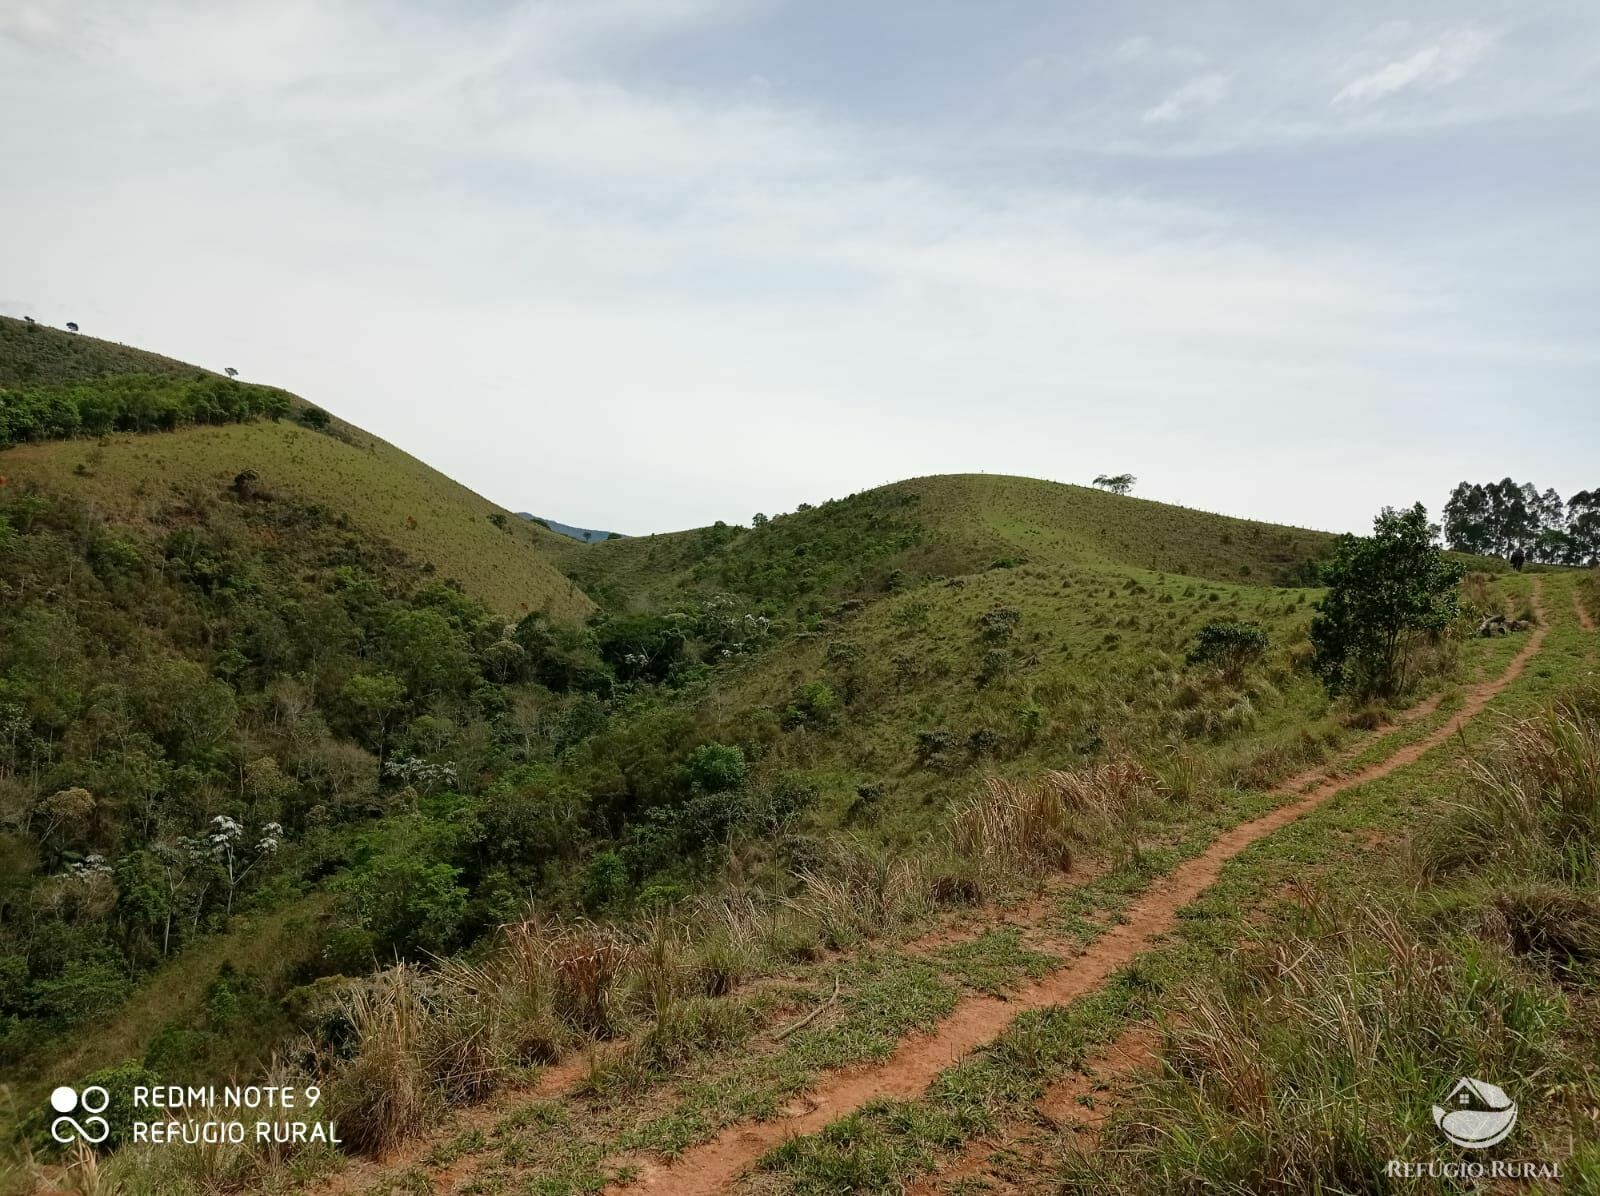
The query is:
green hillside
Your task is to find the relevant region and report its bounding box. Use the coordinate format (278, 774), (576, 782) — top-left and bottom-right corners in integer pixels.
(556, 473), (1334, 613)
(0, 317), (590, 622)
(0, 316), (212, 387)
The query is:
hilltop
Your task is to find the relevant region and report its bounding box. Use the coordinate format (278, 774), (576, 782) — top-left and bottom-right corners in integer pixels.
(0, 316), (208, 388)
(521, 512), (623, 544)
(555, 472), (1334, 613)
(0, 316), (590, 621)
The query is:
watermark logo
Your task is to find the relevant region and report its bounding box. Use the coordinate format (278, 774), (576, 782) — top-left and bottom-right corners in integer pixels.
(1432, 1077), (1517, 1149)
(49, 1085), (110, 1146)
(1388, 1076), (1559, 1179)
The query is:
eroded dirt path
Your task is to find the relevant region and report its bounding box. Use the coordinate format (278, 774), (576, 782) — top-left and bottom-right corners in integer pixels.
(902, 1021), (1161, 1196)
(621, 586), (1548, 1196)
(1575, 582), (1596, 632)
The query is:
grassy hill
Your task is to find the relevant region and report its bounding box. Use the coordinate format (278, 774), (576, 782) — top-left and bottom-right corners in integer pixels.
(522, 513), (623, 544)
(0, 317), (590, 622)
(556, 473), (1335, 614)
(0, 316), (214, 388)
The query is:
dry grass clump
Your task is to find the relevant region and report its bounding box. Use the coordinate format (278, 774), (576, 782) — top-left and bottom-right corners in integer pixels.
(321, 902), (790, 1153)
(1149, 746), (1211, 803)
(685, 892), (765, 995)
(323, 923), (630, 1155)
(327, 963), (437, 1156)
(949, 759), (1158, 890)
(787, 838), (934, 949)
(1413, 690), (1600, 884)
(545, 923), (632, 1038)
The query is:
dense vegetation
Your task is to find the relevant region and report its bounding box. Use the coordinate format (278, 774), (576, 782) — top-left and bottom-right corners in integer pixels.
(0, 375), (296, 447)
(0, 477), (782, 1087)
(1444, 477), (1600, 564)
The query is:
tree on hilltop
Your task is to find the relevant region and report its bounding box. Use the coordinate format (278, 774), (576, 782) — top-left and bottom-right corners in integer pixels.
(1092, 473), (1136, 495)
(1445, 478), (1599, 565)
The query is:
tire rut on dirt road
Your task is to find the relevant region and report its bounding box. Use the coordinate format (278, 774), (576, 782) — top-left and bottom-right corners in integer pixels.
(617, 583), (1549, 1196)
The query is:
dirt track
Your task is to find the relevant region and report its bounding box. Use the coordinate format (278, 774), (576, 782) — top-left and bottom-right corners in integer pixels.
(620, 583), (1549, 1196)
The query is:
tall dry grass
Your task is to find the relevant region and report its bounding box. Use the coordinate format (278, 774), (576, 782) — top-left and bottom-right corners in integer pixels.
(787, 838), (934, 948)
(949, 759), (1158, 890)
(1061, 902), (1574, 1193)
(1413, 689), (1600, 885)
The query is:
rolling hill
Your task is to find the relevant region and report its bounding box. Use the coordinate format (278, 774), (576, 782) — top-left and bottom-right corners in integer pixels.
(554, 472), (1335, 614)
(0, 316), (210, 388)
(0, 316), (591, 621)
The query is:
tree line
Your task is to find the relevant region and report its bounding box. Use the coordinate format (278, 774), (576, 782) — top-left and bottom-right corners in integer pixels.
(1443, 479), (1599, 566)
(0, 375), (295, 448)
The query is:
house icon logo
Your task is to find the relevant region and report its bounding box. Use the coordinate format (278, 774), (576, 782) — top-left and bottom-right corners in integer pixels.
(1432, 1077), (1517, 1149)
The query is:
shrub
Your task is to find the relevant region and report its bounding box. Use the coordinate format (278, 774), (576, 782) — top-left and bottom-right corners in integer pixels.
(580, 851), (630, 913)
(348, 858), (469, 958)
(782, 681), (838, 730)
(683, 743), (748, 794)
(1186, 621), (1268, 681)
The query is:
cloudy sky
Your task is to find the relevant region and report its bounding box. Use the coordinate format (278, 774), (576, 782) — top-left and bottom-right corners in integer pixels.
(2, 1), (1595, 535)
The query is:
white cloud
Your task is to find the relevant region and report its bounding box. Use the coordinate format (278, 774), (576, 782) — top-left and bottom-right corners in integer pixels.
(1143, 72), (1229, 123)
(0, 1), (1593, 535)
(1333, 27), (1497, 105)
(0, 0), (66, 41)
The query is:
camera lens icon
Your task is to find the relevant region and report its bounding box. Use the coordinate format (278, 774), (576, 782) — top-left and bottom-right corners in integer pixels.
(49, 1085), (110, 1145)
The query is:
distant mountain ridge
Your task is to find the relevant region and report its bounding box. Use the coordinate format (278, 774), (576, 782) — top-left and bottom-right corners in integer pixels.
(520, 512), (622, 543)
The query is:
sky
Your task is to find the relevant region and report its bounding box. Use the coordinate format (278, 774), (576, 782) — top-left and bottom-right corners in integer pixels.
(1, 0), (1596, 536)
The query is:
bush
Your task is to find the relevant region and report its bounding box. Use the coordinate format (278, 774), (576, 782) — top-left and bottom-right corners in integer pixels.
(1186, 620), (1268, 680)
(683, 743), (747, 794)
(581, 851), (631, 913)
(348, 858), (469, 958)
(782, 681), (838, 730)
(76, 1061), (164, 1151)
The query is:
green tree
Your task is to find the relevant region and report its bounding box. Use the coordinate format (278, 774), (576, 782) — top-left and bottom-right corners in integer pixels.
(1092, 473), (1137, 495)
(342, 672), (406, 765)
(349, 857), (468, 957)
(1310, 504), (1463, 699)
(383, 608), (474, 697)
(683, 743), (747, 793)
